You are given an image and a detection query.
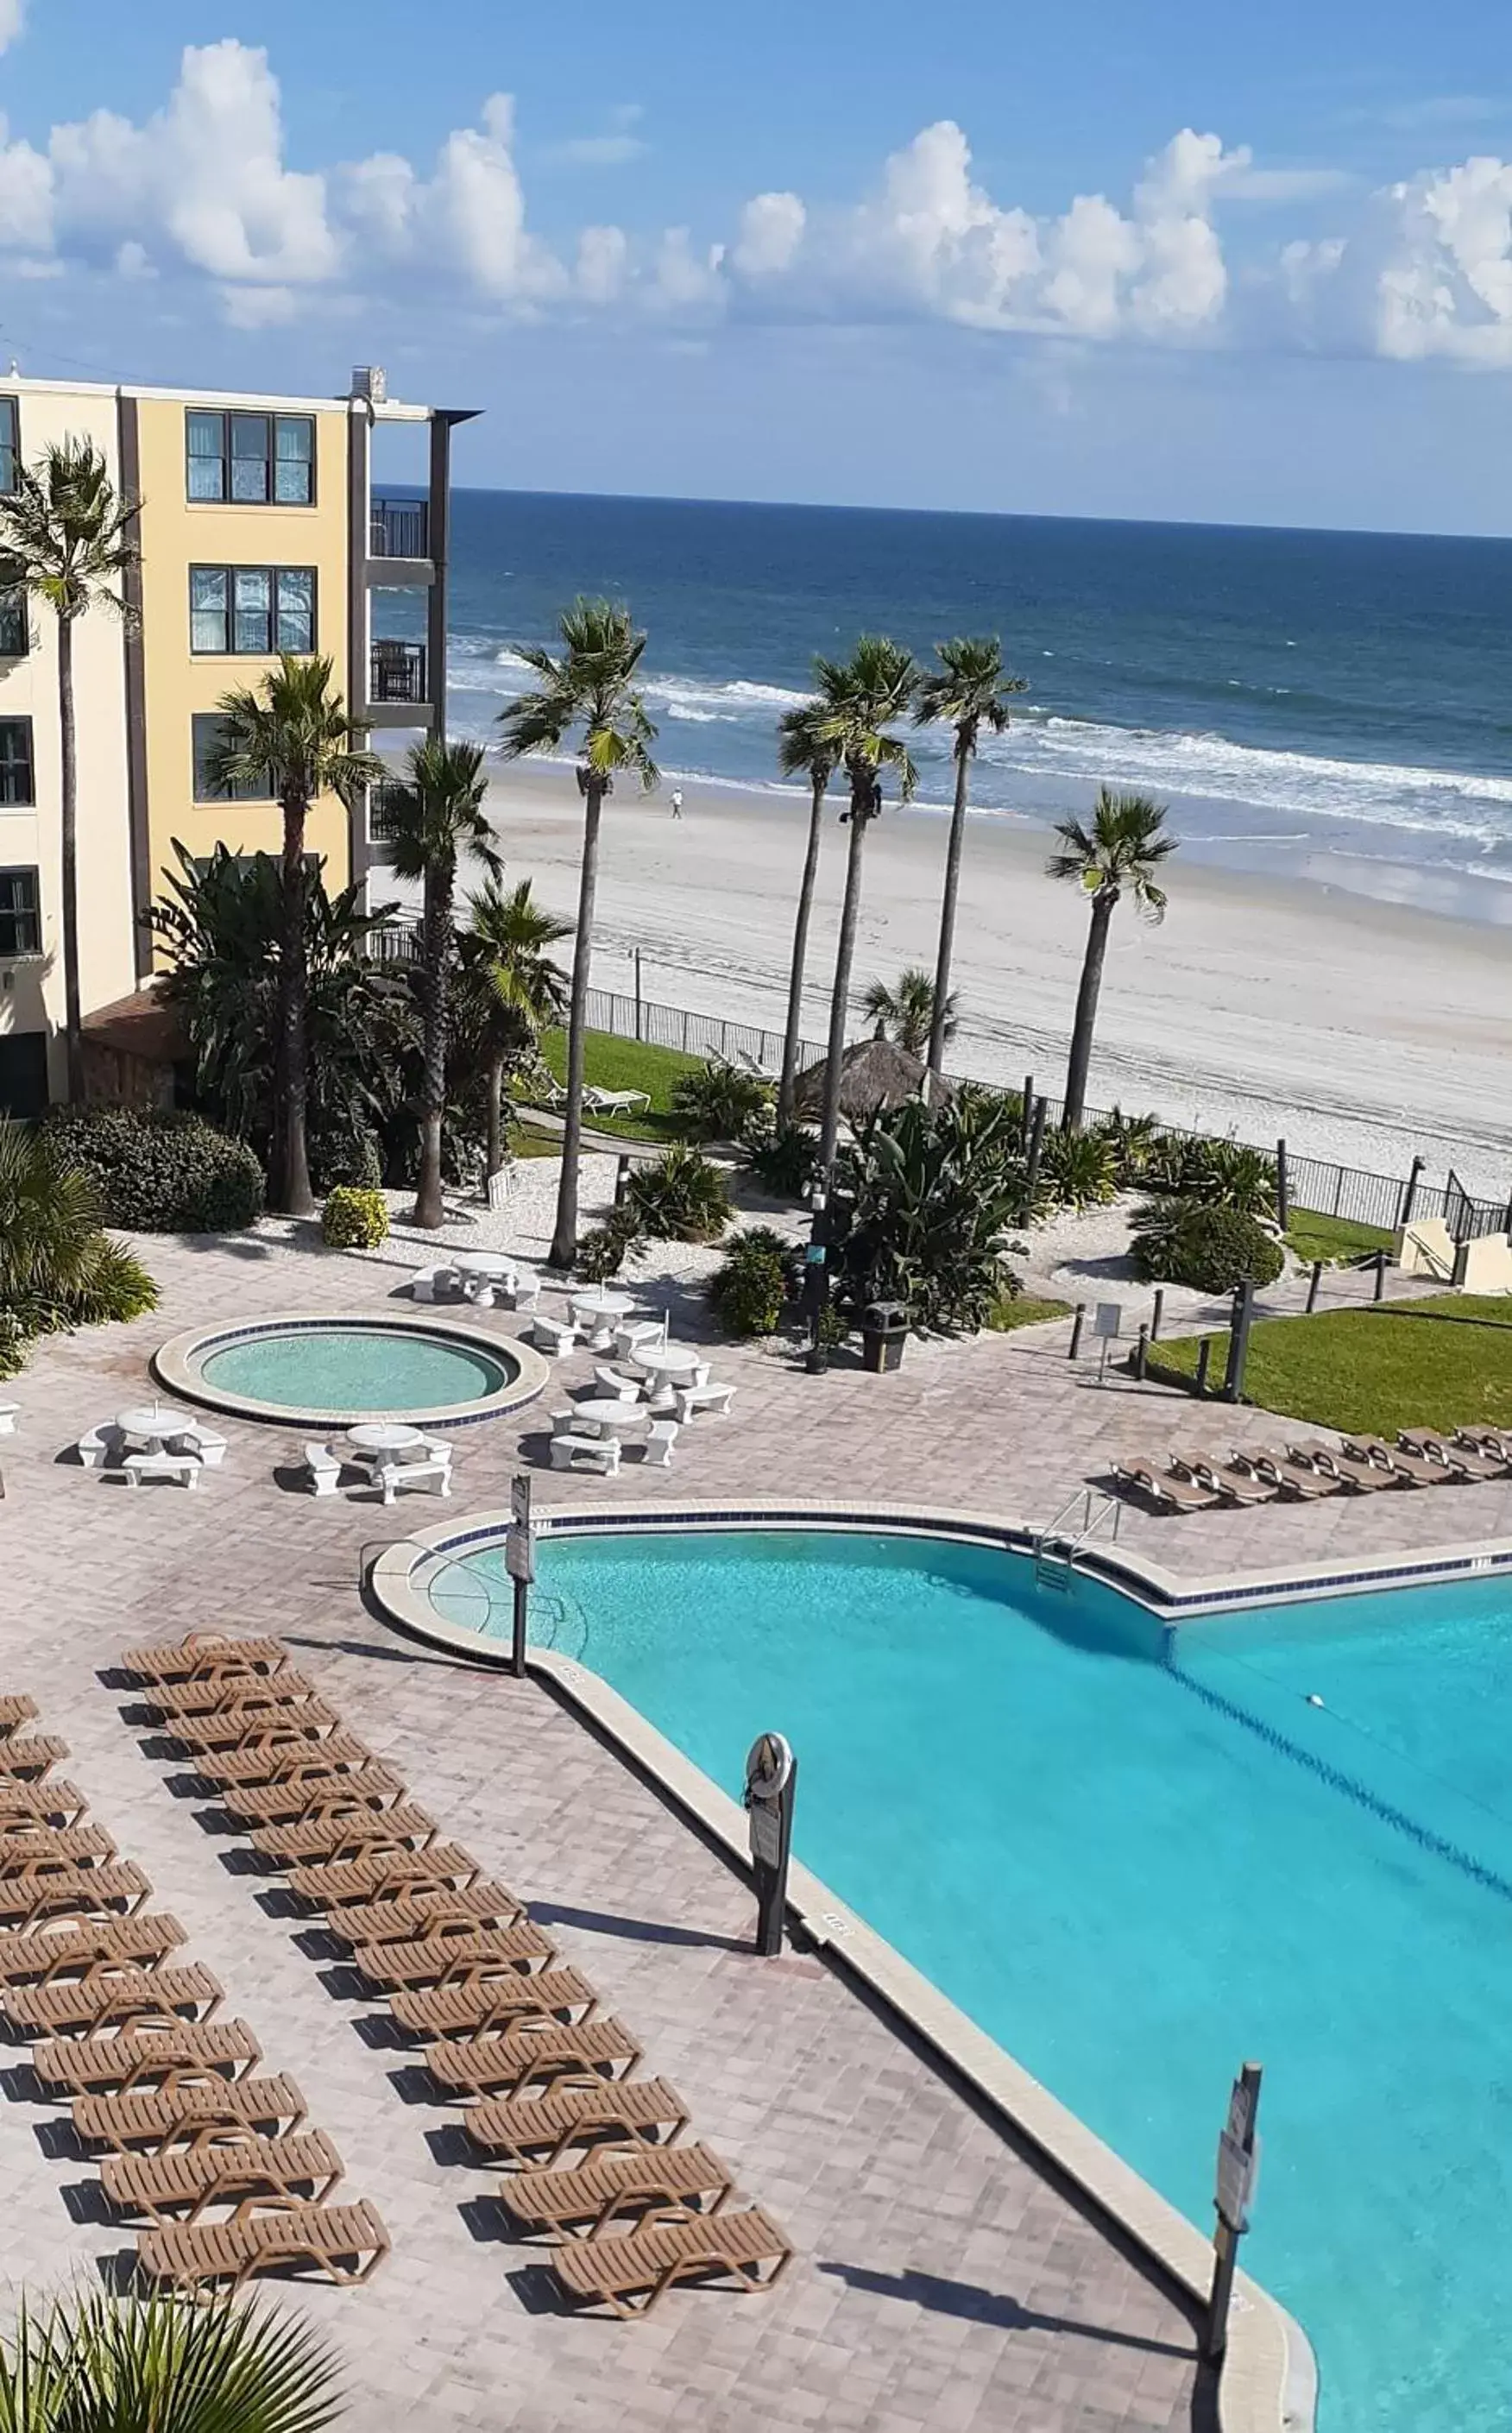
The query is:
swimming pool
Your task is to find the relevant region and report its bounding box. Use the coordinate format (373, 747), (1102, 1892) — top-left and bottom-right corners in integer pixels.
(424, 1522), (1512, 2433)
(154, 1312), (549, 1428)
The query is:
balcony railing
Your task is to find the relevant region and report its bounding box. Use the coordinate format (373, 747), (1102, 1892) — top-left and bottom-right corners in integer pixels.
(369, 496), (429, 559)
(369, 640), (428, 706)
(369, 779), (409, 841)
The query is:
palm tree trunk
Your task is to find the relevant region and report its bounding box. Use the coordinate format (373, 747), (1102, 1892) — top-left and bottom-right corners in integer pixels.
(928, 741), (970, 1078)
(486, 1054), (504, 1179)
(56, 614), (85, 1102)
(817, 778), (872, 1177)
(276, 791), (315, 1217)
(778, 771), (827, 1125)
(551, 777), (604, 1268)
(1062, 892), (1115, 1131)
(412, 865), (451, 1229)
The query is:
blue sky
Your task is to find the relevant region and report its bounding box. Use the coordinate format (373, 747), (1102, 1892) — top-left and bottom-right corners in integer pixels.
(1, 0), (1509, 531)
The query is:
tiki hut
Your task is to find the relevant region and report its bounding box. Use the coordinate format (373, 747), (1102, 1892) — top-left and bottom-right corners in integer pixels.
(792, 1036), (954, 1126)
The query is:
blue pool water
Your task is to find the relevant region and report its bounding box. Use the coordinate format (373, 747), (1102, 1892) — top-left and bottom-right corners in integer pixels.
(430, 1527), (1512, 2433)
(198, 1325), (510, 1415)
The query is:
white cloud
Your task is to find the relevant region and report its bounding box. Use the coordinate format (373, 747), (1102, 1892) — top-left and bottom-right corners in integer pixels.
(1370, 156), (1512, 362)
(547, 133), (647, 168)
(0, 3), (24, 56)
(732, 192), (805, 280)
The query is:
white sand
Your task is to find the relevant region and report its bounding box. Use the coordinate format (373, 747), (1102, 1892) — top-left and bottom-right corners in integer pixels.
(375, 762), (1512, 1196)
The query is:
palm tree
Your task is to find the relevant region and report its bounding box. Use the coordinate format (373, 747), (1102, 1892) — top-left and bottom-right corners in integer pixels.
(808, 637), (919, 1176)
(459, 878), (571, 1181)
(1048, 788), (1178, 1131)
(0, 1119), (156, 1339)
(775, 704), (841, 1125)
(380, 739), (501, 1228)
(915, 636), (1026, 1075)
(862, 965), (955, 1056)
(0, 2285), (343, 2432)
(206, 657), (383, 1216)
(0, 438), (138, 1101)
(496, 599), (658, 1266)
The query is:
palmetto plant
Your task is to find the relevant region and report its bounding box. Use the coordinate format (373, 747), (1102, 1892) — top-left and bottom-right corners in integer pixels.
(206, 657), (384, 1215)
(0, 438), (138, 1100)
(807, 637), (919, 1175)
(775, 703), (841, 1123)
(1048, 789), (1178, 1131)
(457, 878), (571, 1179)
(497, 599), (658, 1265)
(915, 636), (1026, 1075)
(860, 967), (954, 1056)
(624, 1144), (732, 1243)
(380, 739), (502, 1228)
(1037, 1125), (1118, 1210)
(0, 2286), (343, 2433)
(0, 1120), (156, 1363)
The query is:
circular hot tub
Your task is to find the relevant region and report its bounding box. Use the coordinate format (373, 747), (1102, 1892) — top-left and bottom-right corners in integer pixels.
(153, 1310), (550, 1430)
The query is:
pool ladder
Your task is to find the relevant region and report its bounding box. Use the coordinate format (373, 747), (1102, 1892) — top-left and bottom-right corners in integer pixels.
(1031, 1490), (1121, 1592)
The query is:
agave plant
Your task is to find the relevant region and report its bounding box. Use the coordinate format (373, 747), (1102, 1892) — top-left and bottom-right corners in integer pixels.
(833, 1089), (1024, 1333)
(1038, 1126), (1118, 1211)
(0, 2286), (343, 2433)
(624, 1145), (732, 1244)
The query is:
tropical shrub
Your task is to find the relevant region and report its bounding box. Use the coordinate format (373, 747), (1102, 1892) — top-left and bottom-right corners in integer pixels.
(320, 1187), (388, 1249)
(0, 1122), (158, 1359)
(745, 1118), (821, 1201)
(576, 1204), (646, 1281)
(625, 1146), (731, 1244)
(1093, 1106), (1163, 1186)
(833, 1089), (1025, 1333)
(1130, 1199), (1285, 1293)
(1038, 1126), (1118, 1209)
(40, 1107), (264, 1232)
(709, 1226), (791, 1338)
(1183, 1139), (1279, 1218)
(0, 2285), (343, 2433)
(671, 1057), (773, 1144)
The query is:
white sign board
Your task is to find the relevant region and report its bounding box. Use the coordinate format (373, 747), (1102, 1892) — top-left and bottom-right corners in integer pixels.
(510, 1476), (532, 1529)
(1215, 2128), (1259, 2230)
(1093, 1302), (1124, 1339)
(504, 1526), (535, 1585)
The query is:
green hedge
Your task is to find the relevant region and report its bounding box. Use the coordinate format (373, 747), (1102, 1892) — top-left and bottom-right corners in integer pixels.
(320, 1187), (388, 1249)
(41, 1108), (265, 1233)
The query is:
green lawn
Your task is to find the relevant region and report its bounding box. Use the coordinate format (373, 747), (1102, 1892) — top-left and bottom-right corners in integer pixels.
(989, 1294), (1074, 1332)
(1152, 1294), (1512, 1434)
(529, 1029), (702, 1143)
(1283, 1207), (1395, 1265)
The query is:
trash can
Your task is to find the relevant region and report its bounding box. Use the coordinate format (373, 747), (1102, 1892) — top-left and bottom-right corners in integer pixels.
(860, 1301), (908, 1374)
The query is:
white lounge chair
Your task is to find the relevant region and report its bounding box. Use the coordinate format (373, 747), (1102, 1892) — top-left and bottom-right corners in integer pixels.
(643, 1421), (679, 1468)
(167, 1422), (227, 1467)
(550, 1433), (621, 1475)
(123, 1453), (200, 1490)
(531, 1314), (579, 1358)
(411, 1264), (459, 1304)
(0, 1403), (16, 1436)
(303, 1443), (343, 1498)
(592, 1365), (641, 1403)
(375, 1453), (451, 1505)
(585, 1087), (651, 1116)
(673, 1381), (736, 1423)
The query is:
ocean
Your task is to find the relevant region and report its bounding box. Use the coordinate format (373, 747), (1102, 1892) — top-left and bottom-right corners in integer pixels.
(434, 490), (1512, 925)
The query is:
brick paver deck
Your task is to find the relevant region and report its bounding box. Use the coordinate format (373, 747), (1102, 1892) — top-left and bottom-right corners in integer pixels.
(3, 1226), (1493, 2426)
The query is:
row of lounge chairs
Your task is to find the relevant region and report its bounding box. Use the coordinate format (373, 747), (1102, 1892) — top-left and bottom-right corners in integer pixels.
(1113, 1425), (1512, 1513)
(0, 1667), (387, 2291)
(121, 1631), (794, 2317)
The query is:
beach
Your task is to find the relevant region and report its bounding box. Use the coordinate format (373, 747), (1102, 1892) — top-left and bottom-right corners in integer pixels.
(424, 762), (1512, 1194)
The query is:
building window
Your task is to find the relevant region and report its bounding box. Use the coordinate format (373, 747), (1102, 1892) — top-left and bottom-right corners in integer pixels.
(186, 410), (315, 506)
(0, 399), (17, 496)
(0, 720), (33, 805)
(0, 576), (26, 658)
(191, 713), (273, 804)
(0, 866), (40, 956)
(190, 566), (317, 655)
(0, 1031), (47, 1116)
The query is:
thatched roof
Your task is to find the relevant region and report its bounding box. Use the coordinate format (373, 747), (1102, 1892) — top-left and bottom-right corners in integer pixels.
(793, 1035), (952, 1125)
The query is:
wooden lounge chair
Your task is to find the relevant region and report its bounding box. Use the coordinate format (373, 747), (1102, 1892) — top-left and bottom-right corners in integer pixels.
(0, 1696), (40, 1739)
(501, 2142), (733, 2241)
(288, 1843), (482, 1911)
(104, 2128), (343, 2225)
(1343, 1433), (1446, 1486)
(35, 2020), (262, 2099)
(3, 1963), (223, 2036)
(389, 1967), (596, 2042)
(249, 1805), (438, 1867)
(193, 1732), (377, 1792)
(121, 1635), (287, 1686)
(466, 2077), (691, 2170)
(0, 1824), (116, 1875)
(0, 1912), (186, 1987)
(1457, 1427), (1512, 1465)
(0, 1861), (151, 1932)
(425, 2016), (640, 2101)
(0, 1737), (71, 1781)
(1171, 1452), (1276, 1507)
(1288, 1440), (1399, 1493)
(136, 2195), (390, 2292)
(221, 1765), (407, 1827)
(550, 2205), (791, 2317)
(1399, 1428), (1502, 1482)
(75, 2072), (304, 2154)
(169, 1702), (340, 1756)
(0, 1779), (87, 1829)
(1245, 1447), (1339, 1500)
(1110, 1458), (1218, 1514)
(352, 1923), (556, 1994)
(141, 1672), (320, 1722)
(325, 1882), (526, 1949)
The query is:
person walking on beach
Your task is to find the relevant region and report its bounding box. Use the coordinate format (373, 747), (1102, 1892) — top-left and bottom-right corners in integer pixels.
(670, 785), (684, 818)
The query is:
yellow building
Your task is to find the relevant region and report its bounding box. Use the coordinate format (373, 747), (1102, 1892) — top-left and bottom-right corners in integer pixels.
(0, 366), (476, 1112)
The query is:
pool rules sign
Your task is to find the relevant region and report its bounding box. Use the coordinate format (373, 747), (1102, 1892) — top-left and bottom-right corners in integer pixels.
(1206, 2061), (1263, 2365)
(744, 1732), (797, 1957)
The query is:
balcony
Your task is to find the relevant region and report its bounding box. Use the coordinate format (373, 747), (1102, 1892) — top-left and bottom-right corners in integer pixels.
(369, 496), (429, 560)
(369, 640), (428, 707)
(369, 779), (409, 843)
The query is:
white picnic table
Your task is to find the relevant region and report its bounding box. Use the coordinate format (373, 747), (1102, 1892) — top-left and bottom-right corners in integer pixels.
(456, 1253), (515, 1283)
(572, 1398), (651, 1435)
(116, 1404), (193, 1452)
(635, 1346), (703, 1384)
(345, 1422), (429, 1459)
